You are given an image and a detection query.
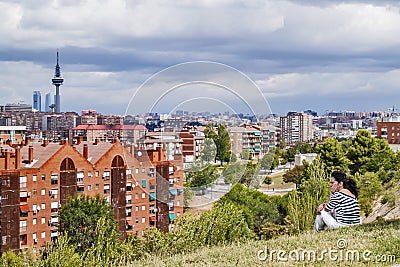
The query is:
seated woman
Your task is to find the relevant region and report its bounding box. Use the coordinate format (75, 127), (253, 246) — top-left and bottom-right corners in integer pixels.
(314, 171), (361, 232)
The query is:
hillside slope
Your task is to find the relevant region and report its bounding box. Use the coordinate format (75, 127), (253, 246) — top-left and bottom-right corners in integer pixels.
(363, 189), (400, 224)
(134, 219), (400, 267)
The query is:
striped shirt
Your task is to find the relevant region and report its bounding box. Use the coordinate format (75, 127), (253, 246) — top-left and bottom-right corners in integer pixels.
(326, 191), (360, 225)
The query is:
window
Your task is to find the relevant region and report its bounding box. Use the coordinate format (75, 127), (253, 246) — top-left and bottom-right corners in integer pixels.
(32, 233), (37, 240)
(51, 174), (58, 185)
(104, 184), (110, 194)
(148, 167), (155, 177)
(20, 176), (27, 188)
(50, 188), (58, 199)
(135, 206), (139, 212)
(88, 185), (92, 191)
(126, 194), (132, 204)
(126, 182), (132, 192)
(32, 175), (37, 182)
(95, 184), (99, 190)
(41, 174), (46, 181)
(141, 193), (146, 199)
(126, 169), (132, 179)
(88, 171), (93, 178)
(135, 168), (139, 174)
(41, 203), (46, 210)
(33, 189), (37, 196)
(41, 188), (46, 196)
(135, 193), (139, 200)
(135, 218), (139, 224)
(141, 205), (146, 211)
(126, 207), (132, 217)
(96, 171), (99, 177)
(33, 218), (37, 225)
(41, 232), (46, 239)
(77, 171), (84, 183)
(141, 217), (145, 223)
(142, 168), (145, 173)
(51, 202), (58, 213)
(149, 192), (155, 201)
(142, 179), (147, 188)
(102, 171), (110, 180)
(50, 216), (58, 224)
(20, 220), (27, 232)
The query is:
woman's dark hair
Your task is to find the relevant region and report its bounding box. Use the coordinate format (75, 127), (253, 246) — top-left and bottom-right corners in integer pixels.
(331, 171), (358, 198)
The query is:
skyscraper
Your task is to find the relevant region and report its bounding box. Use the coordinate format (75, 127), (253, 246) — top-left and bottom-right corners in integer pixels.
(52, 50), (64, 113)
(45, 93), (52, 112)
(32, 91), (41, 111)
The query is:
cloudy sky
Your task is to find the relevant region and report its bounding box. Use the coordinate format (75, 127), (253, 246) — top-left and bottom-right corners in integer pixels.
(1, 0), (400, 116)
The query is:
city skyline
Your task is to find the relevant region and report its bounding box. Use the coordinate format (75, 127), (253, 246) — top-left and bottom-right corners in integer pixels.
(1, 1), (400, 116)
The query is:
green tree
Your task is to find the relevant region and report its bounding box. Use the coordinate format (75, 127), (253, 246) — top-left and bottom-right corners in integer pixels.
(203, 123), (216, 139)
(186, 165), (218, 188)
(39, 234), (82, 267)
(346, 129), (376, 174)
(316, 137), (349, 172)
(240, 149), (251, 160)
(287, 158), (330, 232)
(223, 161), (246, 184)
(282, 165), (305, 189)
(239, 161), (257, 187)
(1, 250), (30, 267)
(294, 142), (312, 154)
(200, 138), (217, 163)
(260, 151), (278, 172)
(346, 130), (398, 174)
(220, 183), (283, 236)
(58, 195), (118, 252)
(281, 147), (296, 163)
(215, 124), (231, 164)
(365, 138), (397, 173)
(354, 172), (384, 216)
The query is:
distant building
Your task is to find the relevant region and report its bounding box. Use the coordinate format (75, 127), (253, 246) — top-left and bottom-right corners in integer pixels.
(280, 112), (313, 144)
(45, 93), (52, 112)
(228, 124), (278, 159)
(177, 129), (205, 163)
(73, 124), (147, 144)
(33, 91), (41, 112)
(376, 116), (400, 144)
(1, 103), (32, 113)
(0, 126), (26, 144)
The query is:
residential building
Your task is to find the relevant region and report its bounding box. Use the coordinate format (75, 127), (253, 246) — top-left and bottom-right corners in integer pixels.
(0, 126), (26, 144)
(178, 129), (205, 163)
(73, 124), (147, 144)
(376, 116), (400, 144)
(0, 137), (184, 254)
(280, 112), (313, 144)
(229, 124), (278, 159)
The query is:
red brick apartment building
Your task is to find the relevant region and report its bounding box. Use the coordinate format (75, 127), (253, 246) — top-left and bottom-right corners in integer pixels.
(376, 120), (400, 144)
(0, 138), (184, 254)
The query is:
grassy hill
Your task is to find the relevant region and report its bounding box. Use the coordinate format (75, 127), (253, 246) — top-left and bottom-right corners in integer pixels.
(134, 219), (400, 266)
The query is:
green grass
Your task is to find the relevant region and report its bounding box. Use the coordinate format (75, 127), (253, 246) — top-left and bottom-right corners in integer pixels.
(259, 172), (296, 191)
(133, 219), (400, 266)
